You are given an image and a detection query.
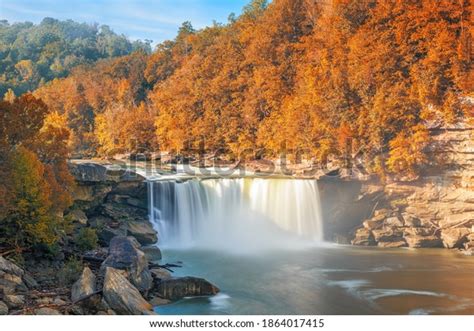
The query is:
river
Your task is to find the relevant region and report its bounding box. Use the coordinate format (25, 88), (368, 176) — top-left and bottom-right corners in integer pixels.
(156, 245), (474, 315)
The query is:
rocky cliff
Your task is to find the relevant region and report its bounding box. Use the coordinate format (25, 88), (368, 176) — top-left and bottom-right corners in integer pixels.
(68, 162), (157, 247)
(321, 122), (474, 252)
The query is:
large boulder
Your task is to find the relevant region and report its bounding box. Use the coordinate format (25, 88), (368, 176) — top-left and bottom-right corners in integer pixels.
(405, 235), (443, 248)
(102, 267), (154, 315)
(154, 277), (220, 301)
(0, 256), (28, 295)
(441, 228), (471, 248)
(101, 236), (152, 293)
(71, 267), (97, 302)
(351, 228), (375, 246)
(143, 247), (162, 262)
(127, 222), (158, 246)
(0, 256), (25, 276)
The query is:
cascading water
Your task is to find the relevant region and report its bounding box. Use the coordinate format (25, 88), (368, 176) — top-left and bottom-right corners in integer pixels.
(148, 178), (324, 252)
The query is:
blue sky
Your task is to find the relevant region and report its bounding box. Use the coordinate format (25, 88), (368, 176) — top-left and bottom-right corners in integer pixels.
(0, 0), (250, 44)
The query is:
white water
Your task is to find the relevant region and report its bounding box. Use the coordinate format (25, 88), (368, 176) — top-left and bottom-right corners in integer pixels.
(148, 178), (323, 253)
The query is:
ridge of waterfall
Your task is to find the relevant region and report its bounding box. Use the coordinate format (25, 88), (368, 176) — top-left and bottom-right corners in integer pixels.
(148, 178), (323, 251)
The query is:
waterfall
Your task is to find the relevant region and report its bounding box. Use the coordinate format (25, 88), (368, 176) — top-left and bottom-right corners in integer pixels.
(148, 178), (324, 252)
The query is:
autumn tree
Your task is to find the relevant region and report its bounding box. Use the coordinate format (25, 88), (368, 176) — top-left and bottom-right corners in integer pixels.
(0, 95), (73, 253)
(387, 124), (431, 178)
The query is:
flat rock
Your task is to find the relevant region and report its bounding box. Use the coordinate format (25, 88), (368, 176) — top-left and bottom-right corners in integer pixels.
(154, 277), (220, 301)
(69, 163), (145, 183)
(103, 267), (154, 315)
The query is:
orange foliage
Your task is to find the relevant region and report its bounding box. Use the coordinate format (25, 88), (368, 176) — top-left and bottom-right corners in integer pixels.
(29, 0), (472, 176)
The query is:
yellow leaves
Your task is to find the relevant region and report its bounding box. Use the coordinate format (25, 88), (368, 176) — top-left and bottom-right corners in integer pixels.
(96, 103), (158, 155)
(8, 146), (61, 246)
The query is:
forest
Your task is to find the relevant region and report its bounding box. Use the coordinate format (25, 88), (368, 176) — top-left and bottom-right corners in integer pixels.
(0, 17), (151, 96)
(0, 0), (472, 253)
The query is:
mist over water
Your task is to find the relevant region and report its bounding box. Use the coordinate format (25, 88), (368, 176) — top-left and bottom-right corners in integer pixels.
(148, 178), (323, 253)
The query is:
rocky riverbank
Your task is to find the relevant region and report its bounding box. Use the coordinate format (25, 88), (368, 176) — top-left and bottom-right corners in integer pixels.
(0, 163), (220, 315)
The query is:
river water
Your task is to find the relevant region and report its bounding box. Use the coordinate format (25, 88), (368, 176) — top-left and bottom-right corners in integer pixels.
(155, 245), (474, 315)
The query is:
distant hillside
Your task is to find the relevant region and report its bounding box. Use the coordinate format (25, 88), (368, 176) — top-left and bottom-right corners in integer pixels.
(0, 18), (151, 96)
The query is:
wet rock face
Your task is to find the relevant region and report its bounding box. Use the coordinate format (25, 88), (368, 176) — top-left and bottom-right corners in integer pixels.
(102, 267), (154, 315)
(154, 277), (220, 301)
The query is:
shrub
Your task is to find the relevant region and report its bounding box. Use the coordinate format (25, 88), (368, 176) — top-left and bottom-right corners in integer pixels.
(57, 257), (83, 286)
(75, 228), (98, 252)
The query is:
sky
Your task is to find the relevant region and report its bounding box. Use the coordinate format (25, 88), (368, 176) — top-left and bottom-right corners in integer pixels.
(0, 0), (250, 44)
